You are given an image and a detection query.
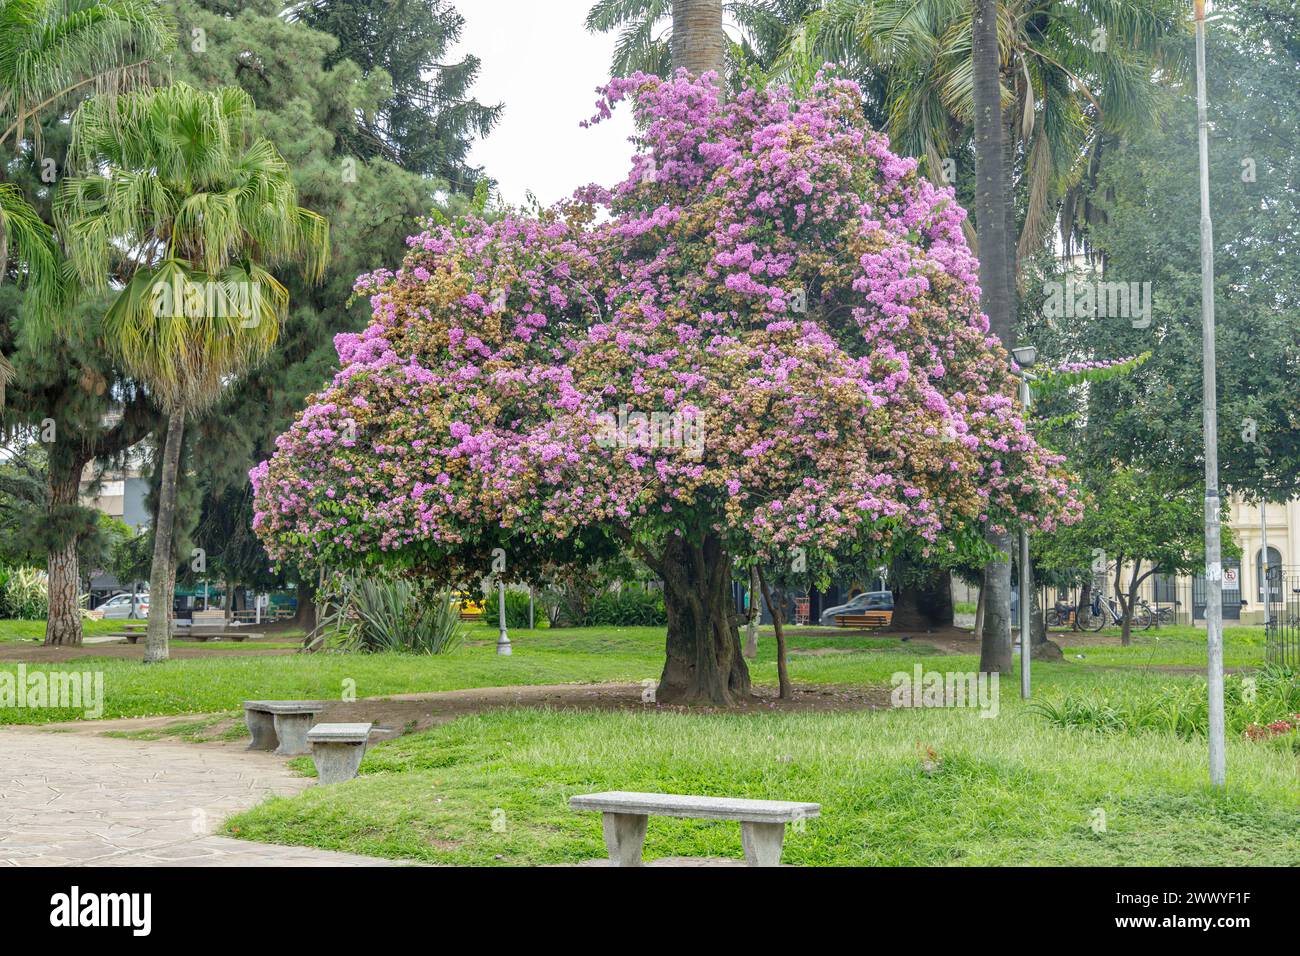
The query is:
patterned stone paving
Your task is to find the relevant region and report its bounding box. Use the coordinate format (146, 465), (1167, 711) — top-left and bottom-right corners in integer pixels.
(0, 728), (394, 866)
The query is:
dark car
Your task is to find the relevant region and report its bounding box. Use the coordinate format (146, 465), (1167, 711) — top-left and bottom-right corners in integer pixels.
(819, 590), (893, 626)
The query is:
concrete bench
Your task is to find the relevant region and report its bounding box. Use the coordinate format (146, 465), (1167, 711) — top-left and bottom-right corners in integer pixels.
(307, 723), (373, 784)
(243, 700), (329, 755)
(568, 791), (820, 867)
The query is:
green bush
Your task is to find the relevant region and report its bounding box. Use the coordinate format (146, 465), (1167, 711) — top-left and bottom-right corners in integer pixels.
(314, 576), (462, 654)
(0, 566), (48, 620)
(482, 589), (536, 629)
(585, 588), (666, 627)
(1031, 666), (1300, 748)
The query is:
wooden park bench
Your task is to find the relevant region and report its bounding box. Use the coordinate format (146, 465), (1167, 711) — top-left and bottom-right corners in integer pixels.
(307, 723), (373, 784)
(568, 791), (820, 867)
(835, 610), (892, 629)
(243, 700), (329, 755)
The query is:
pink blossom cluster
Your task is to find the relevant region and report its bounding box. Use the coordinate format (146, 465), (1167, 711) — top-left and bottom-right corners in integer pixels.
(252, 71), (1081, 579)
(1048, 357), (1140, 375)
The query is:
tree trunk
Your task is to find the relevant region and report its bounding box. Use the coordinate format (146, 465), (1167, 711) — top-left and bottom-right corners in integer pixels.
(1118, 559), (1142, 647)
(979, 538), (1014, 673)
(973, 579), (986, 636)
(293, 578), (317, 632)
(1004, 109), (1020, 315)
(44, 452), (87, 646)
(1027, 570), (1063, 659)
(973, 0), (1015, 673)
(891, 562), (954, 630)
(1029, 583), (1046, 647)
(656, 531), (751, 706)
(743, 565), (759, 658)
(144, 407), (186, 664)
(757, 568), (792, 699)
(672, 0), (725, 78)
(1077, 580), (1092, 621)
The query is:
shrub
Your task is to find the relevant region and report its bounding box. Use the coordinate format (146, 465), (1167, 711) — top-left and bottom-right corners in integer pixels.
(0, 566), (48, 620)
(482, 589), (535, 629)
(585, 588), (666, 627)
(314, 575), (462, 654)
(1031, 666), (1300, 749)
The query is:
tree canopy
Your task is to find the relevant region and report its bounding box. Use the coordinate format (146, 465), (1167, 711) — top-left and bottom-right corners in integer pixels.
(254, 72), (1079, 594)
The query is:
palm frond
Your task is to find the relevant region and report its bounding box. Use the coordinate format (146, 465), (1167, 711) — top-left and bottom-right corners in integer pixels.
(0, 0), (173, 151)
(56, 82), (329, 413)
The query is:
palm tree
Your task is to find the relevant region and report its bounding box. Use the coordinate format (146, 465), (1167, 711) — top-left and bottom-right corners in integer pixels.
(56, 82), (329, 662)
(0, 0), (173, 401)
(971, 0), (1015, 671)
(673, 0), (727, 75)
(793, 0), (1182, 664)
(587, 0), (820, 80)
(797, 0), (1186, 273)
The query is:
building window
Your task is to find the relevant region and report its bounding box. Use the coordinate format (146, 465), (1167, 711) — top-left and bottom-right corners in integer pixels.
(1152, 574), (1177, 604)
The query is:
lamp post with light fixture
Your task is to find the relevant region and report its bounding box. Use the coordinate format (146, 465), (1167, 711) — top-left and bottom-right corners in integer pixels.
(1011, 344), (1037, 699)
(496, 578), (512, 656)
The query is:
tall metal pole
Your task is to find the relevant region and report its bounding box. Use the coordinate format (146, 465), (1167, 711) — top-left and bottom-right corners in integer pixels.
(1195, 0), (1226, 788)
(1019, 374), (1032, 699)
(496, 579), (512, 656)
(1260, 504), (1270, 623)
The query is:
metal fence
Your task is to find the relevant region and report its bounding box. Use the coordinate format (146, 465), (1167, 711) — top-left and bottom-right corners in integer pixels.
(1265, 569), (1300, 668)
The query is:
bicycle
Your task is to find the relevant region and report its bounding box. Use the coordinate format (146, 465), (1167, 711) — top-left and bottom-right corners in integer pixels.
(1084, 595), (1153, 632)
(1045, 600), (1081, 629)
(1147, 599), (1179, 626)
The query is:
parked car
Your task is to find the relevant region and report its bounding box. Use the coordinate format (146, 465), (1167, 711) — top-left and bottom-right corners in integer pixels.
(819, 590), (893, 626)
(88, 592), (149, 620)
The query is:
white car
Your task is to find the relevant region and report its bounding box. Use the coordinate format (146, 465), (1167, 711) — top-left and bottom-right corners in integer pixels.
(90, 592), (149, 620)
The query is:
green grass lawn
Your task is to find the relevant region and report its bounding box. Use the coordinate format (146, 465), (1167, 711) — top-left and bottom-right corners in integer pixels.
(0, 625), (672, 724)
(0, 618), (127, 642)
(5, 617), (1294, 865)
(1059, 624), (1267, 669)
(225, 701), (1300, 866)
(0, 621), (1271, 725)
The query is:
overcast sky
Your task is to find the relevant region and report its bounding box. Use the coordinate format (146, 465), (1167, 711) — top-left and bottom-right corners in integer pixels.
(451, 0), (644, 207)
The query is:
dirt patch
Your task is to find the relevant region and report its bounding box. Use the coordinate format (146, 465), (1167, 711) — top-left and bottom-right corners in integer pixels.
(39, 680), (894, 746)
(0, 638), (298, 663)
(297, 681), (893, 738)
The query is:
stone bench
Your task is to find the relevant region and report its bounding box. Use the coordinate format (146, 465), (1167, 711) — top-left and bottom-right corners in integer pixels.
(307, 723), (373, 785)
(568, 791), (820, 867)
(243, 700), (329, 755)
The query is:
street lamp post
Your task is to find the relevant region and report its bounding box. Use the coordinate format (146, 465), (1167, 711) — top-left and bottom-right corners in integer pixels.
(1260, 504), (1270, 625)
(1011, 345), (1037, 700)
(1194, 0), (1226, 789)
(496, 578), (512, 656)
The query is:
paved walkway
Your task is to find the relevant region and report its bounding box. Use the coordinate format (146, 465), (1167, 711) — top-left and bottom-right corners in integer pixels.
(0, 728), (394, 866)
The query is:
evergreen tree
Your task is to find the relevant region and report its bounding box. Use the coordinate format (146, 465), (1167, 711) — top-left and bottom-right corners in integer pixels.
(292, 0), (502, 192)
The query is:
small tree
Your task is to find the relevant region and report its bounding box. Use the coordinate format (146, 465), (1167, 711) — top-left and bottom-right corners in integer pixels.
(1037, 465), (1222, 645)
(57, 83), (328, 662)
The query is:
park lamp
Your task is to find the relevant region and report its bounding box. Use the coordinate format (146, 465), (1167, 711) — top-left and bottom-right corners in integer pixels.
(1011, 345), (1038, 369)
(1012, 342), (1036, 701)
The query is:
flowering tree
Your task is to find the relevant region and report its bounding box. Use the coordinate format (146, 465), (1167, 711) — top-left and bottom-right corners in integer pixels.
(253, 72), (1080, 705)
